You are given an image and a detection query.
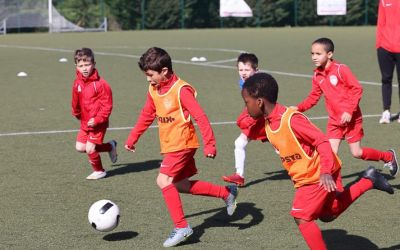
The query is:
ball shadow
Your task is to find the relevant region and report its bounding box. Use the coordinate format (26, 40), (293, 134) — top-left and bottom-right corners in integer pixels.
(103, 231), (138, 241)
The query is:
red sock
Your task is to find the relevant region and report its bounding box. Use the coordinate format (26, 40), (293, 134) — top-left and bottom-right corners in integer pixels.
(162, 184), (188, 228)
(88, 152), (104, 172)
(298, 221), (327, 250)
(361, 147), (392, 162)
(95, 143), (112, 152)
(189, 180), (229, 199)
(329, 178), (373, 217)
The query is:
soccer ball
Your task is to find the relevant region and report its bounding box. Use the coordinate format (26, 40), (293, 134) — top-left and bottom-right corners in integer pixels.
(88, 200), (120, 232)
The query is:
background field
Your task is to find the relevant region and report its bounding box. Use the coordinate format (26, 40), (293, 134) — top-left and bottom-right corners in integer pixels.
(0, 27), (399, 250)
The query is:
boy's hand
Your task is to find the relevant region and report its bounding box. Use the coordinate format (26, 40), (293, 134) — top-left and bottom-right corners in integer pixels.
(124, 144), (136, 152)
(319, 173), (336, 192)
(204, 145), (216, 159)
(87, 118), (96, 127)
(340, 112), (352, 124)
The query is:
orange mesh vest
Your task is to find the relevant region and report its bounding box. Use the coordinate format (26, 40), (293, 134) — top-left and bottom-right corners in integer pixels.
(265, 108), (341, 188)
(149, 79), (200, 154)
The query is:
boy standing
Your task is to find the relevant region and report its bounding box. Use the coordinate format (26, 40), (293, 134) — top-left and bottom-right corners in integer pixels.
(222, 53), (267, 186)
(242, 72), (394, 250)
(124, 47), (238, 247)
(71, 48), (117, 180)
(294, 38), (398, 177)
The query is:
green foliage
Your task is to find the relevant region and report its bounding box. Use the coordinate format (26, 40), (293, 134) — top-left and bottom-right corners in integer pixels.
(53, 0), (380, 30)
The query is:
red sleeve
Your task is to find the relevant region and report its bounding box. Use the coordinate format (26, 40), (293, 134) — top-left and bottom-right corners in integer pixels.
(236, 107), (257, 129)
(180, 86), (217, 157)
(93, 80), (113, 125)
(296, 77), (323, 112)
(376, 0), (384, 48)
(125, 92), (156, 147)
(290, 113), (335, 175)
(71, 81), (81, 119)
(339, 65), (363, 114)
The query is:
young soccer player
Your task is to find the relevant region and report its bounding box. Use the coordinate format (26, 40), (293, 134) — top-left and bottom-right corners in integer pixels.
(242, 72), (394, 250)
(124, 47), (238, 247)
(293, 38), (398, 177)
(222, 53), (267, 186)
(71, 48), (117, 180)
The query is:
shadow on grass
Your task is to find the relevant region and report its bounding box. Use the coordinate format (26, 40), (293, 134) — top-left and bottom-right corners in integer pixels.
(242, 169), (290, 188)
(106, 160), (161, 177)
(323, 229), (399, 250)
(103, 231), (138, 241)
(181, 202), (264, 246)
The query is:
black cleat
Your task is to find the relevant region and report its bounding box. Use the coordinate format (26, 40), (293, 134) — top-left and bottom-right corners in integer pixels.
(361, 166), (394, 194)
(383, 149), (398, 177)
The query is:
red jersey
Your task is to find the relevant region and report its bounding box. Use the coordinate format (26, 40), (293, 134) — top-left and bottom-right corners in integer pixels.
(266, 103), (337, 175)
(376, 0), (400, 53)
(125, 74), (216, 156)
(71, 69), (113, 131)
(297, 60), (363, 126)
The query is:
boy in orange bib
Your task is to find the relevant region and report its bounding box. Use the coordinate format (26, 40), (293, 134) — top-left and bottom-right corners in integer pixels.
(125, 47), (238, 247)
(242, 72), (394, 250)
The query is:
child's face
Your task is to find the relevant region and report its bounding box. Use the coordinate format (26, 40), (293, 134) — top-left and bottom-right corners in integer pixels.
(242, 88), (264, 119)
(76, 60), (95, 78)
(311, 43), (333, 68)
(144, 68), (168, 88)
(238, 62), (257, 82)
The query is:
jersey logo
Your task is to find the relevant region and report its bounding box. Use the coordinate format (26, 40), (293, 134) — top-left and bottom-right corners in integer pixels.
(78, 85), (82, 92)
(280, 153), (302, 163)
(157, 116), (175, 123)
(329, 75), (338, 86)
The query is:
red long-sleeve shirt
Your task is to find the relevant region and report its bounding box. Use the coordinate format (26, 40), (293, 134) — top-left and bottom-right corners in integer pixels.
(266, 104), (336, 174)
(71, 69), (113, 131)
(125, 74), (216, 156)
(297, 60), (363, 126)
(376, 0), (400, 53)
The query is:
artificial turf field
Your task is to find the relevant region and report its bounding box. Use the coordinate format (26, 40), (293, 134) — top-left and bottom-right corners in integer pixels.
(0, 27), (399, 249)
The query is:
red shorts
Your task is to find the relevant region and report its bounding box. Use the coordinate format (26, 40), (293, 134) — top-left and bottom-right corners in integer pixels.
(290, 171), (343, 221)
(327, 117), (364, 144)
(160, 149), (198, 183)
(76, 128), (106, 145)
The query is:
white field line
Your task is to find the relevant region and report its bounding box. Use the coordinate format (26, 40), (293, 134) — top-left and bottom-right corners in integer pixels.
(0, 114), (382, 137)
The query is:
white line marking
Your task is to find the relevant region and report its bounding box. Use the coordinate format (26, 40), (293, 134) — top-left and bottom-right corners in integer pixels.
(0, 114), (383, 137)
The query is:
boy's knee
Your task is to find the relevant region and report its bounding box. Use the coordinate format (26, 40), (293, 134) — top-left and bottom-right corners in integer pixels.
(351, 150), (362, 159)
(235, 136), (247, 149)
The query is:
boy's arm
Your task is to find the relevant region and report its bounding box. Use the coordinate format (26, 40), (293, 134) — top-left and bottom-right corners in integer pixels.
(93, 81), (113, 125)
(180, 87), (216, 157)
(376, 1), (385, 49)
(290, 114), (335, 175)
(125, 92), (156, 150)
(71, 82), (81, 119)
(296, 78), (323, 112)
(340, 65), (363, 114)
(236, 107), (258, 129)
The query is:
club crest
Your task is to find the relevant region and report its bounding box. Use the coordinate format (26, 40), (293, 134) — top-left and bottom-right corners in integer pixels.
(329, 75), (338, 86)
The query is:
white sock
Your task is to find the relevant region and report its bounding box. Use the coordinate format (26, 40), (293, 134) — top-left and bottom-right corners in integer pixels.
(234, 133), (249, 177)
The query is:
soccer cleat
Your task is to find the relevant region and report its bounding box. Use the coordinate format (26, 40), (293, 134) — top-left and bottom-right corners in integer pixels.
(222, 173), (245, 186)
(383, 149), (398, 177)
(379, 110), (391, 124)
(361, 166), (394, 194)
(224, 185), (238, 216)
(108, 140), (118, 163)
(86, 171), (107, 180)
(163, 225), (193, 247)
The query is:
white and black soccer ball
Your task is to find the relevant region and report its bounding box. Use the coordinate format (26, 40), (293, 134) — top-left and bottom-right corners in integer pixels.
(88, 200), (120, 232)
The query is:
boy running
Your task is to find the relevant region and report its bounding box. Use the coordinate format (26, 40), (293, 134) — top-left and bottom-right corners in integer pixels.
(124, 47), (238, 248)
(222, 53), (267, 186)
(71, 48), (117, 180)
(242, 72), (394, 250)
(293, 38), (398, 177)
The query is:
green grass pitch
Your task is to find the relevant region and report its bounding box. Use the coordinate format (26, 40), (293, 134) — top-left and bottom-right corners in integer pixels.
(0, 27), (399, 249)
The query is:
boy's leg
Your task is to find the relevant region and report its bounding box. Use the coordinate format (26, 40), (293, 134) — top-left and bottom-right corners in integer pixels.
(95, 140), (118, 163)
(328, 139), (341, 154)
(86, 132), (107, 179)
(296, 219), (327, 250)
(222, 133), (248, 186)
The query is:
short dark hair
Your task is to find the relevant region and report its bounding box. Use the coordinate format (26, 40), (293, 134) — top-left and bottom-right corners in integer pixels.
(242, 73), (278, 104)
(74, 48), (95, 64)
(237, 53), (258, 69)
(312, 37), (334, 53)
(138, 47), (173, 73)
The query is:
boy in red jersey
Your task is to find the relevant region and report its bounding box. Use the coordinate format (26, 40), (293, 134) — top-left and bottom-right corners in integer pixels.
(124, 47), (238, 247)
(222, 53), (267, 186)
(242, 72), (394, 250)
(293, 38), (398, 177)
(71, 48), (117, 180)
(376, 0), (400, 124)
